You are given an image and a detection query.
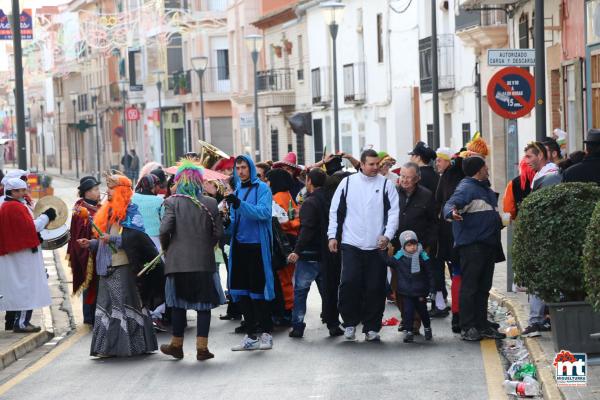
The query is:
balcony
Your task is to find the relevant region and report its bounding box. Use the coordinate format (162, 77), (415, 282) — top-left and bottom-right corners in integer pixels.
(343, 63), (366, 104)
(419, 35), (455, 93)
(455, 7), (508, 49)
(169, 70), (192, 96)
(201, 66), (231, 100)
(256, 68), (295, 109)
(311, 67), (331, 106)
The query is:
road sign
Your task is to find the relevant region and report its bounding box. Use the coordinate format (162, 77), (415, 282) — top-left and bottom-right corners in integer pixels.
(487, 67), (535, 119)
(126, 106), (141, 121)
(488, 49), (535, 67)
(240, 113), (254, 128)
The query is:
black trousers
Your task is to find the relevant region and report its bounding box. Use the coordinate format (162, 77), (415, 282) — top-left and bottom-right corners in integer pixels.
(401, 295), (431, 330)
(430, 257), (446, 292)
(458, 243), (495, 330)
(5, 311), (16, 330)
(338, 244), (387, 333)
(321, 253), (342, 329)
(171, 308), (211, 337)
(238, 296), (273, 337)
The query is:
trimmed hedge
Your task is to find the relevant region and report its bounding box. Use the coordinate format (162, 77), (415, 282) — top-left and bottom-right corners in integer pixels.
(584, 201), (600, 311)
(512, 182), (600, 302)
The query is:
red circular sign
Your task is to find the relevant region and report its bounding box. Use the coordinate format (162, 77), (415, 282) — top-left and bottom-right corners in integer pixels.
(126, 106), (140, 121)
(487, 67), (535, 119)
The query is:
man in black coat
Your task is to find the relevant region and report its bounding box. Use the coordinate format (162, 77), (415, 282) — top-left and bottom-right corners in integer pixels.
(409, 141), (439, 194)
(563, 129), (600, 185)
(392, 162), (438, 332)
(287, 168), (343, 338)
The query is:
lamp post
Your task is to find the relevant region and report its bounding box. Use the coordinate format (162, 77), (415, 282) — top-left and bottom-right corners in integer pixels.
(91, 87), (101, 180)
(191, 56), (208, 142)
(118, 79), (129, 159)
(69, 91), (79, 179)
(56, 97), (62, 175)
(245, 34), (263, 159)
(153, 71), (165, 165)
(320, 1), (345, 153)
(9, 94), (15, 166)
(40, 101), (46, 171)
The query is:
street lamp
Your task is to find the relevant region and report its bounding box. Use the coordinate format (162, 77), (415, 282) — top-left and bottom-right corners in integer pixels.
(39, 101), (45, 171)
(191, 56), (208, 142)
(8, 94), (14, 166)
(56, 97), (62, 175)
(153, 70), (165, 165)
(69, 91), (79, 179)
(118, 79), (129, 161)
(245, 34), (263, 159)
(91, 87), (101, 180)
(320, 1), (345, 153)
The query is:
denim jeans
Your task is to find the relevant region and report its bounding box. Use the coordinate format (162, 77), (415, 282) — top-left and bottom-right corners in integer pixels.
(292, 260), (322, 327)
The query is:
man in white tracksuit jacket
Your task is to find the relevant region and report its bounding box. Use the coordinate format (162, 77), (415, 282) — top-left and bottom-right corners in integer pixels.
(328, 149), (399, 342)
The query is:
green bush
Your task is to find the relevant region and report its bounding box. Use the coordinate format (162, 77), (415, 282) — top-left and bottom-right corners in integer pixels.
(583, 201), (600, 311)
(512, 182), (600, 302)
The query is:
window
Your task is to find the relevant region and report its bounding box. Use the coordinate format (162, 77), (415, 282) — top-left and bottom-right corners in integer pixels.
(167, 33), (183, 78)
(311, 68), (321, 103)
(217, 49), (229, 80)
(343, 64), (355, 101)
(377, 13), (384, 63)
(128, 49), (143, 91)
(297, 69), (304, 81)
(426, 124), (434, 147)
(296, 132), (305, 165)
(518, 13), (529, 49)
(462, 123), (471, 146)
(313, 119), (323, 161)
(297, 34), (303, 62)
(419, 37), (433, 92)
(271, 127), (279, 161)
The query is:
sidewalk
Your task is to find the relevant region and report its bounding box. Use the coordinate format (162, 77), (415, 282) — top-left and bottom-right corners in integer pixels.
(491, 231), (600, 400)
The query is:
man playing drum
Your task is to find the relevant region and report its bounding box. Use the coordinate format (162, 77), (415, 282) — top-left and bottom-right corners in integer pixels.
(0, 178), (55, 332)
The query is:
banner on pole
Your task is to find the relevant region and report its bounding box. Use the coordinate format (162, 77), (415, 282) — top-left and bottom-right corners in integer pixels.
(0, 9), (33, 40)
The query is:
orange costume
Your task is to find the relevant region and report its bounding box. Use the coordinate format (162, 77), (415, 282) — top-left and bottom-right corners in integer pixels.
(273, 191), (299, 311)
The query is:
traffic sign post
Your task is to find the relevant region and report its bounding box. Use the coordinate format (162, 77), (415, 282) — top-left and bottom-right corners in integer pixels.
(126, 106), (140, 121)
(486, 67), (535, 119)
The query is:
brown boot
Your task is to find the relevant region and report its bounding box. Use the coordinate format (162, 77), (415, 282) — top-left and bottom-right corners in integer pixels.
(160, 336), (184, 359)
(196, 337), (214, 361)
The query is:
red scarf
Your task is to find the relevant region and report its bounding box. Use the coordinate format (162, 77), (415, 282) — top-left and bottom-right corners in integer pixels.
(67, 199), (99, 297)
(0, 199), (40, 255)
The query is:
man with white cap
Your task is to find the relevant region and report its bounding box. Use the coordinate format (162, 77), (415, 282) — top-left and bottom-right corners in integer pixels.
(0, 177), (55, 333)
(0, 169), (29, 206)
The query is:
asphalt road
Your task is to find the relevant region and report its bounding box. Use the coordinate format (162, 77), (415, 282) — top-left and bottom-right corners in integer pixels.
(0, 176), (498, 400)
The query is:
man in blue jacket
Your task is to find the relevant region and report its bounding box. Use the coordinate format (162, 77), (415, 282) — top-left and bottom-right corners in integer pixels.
(226, 155), (275, 351)
(443, 156), (505, 342)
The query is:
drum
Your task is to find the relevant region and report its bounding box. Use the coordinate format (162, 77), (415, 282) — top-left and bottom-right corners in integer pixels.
(40, 224), (70, 250)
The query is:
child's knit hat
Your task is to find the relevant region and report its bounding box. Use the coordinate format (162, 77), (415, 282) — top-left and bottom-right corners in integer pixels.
(399, 230), (418, 248)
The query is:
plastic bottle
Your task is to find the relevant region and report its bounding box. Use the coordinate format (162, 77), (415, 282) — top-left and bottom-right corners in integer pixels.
(503, 376), (540, 397)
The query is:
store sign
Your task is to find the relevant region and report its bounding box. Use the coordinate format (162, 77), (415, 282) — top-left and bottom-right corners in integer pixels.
(0, 9), (33, 40)
(488, 49), (535, 67)
(487, 67), (535, 119)
(240, 113), (254, 128)
(126, 106), (141, 121)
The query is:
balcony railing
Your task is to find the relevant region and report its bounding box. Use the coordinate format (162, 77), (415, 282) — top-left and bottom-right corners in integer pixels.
(202, 66), (231, 94)
(455, 6), (507, 32)
(311, 67), (331, 105)
(343, 62), (366, 103)
(257, 68), (292, 92)
(169, 70), (192, 95)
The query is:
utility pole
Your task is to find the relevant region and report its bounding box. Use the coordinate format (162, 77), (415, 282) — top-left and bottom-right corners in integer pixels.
(534, 0), (546, 142)
(431, 0), (440, 150)
(11, 0), (26, 170)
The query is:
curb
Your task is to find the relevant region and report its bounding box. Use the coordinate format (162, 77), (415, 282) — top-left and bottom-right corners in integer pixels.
(490, 288), (564, 400)
(0, 307), (54, 370)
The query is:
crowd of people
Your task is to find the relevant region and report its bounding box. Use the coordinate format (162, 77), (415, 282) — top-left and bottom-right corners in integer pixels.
(1, 127), (599, 360)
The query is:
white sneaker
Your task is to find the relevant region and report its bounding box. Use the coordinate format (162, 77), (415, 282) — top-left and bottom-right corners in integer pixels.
(259, 332), (273, 350)
(343, 326), (356, 341)
(231, 335), (260, 351)
(365, 331), (381, 342)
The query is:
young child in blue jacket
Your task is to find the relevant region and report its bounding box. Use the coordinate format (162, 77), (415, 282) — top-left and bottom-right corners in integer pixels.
(385, 230), (434, 343)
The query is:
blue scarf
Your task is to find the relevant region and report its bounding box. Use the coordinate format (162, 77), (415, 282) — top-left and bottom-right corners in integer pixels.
(121, 203), (145, 232)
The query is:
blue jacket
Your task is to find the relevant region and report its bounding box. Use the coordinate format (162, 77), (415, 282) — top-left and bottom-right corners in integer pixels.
(385, 250), (433, 298)
(442, 177), (502, 248)
(227, 155), (274, 301)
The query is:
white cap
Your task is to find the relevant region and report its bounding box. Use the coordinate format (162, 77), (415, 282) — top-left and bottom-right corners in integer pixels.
(4, 177), (27, 191)
(1, 169), (28, 185)
(435, 147), (453, 161)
